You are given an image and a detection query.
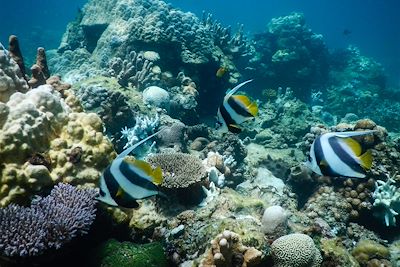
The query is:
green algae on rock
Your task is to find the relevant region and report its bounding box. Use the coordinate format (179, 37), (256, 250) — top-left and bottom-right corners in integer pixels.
(91, 239), (168, 267)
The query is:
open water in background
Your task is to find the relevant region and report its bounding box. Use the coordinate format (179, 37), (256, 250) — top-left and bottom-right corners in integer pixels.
(1, 0), (399, 86)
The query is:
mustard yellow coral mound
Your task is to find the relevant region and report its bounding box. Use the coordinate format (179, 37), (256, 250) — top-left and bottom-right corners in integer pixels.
(0, 85), (115, 207)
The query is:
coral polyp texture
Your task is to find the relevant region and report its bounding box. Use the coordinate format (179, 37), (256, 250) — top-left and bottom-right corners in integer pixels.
(0, 183), (97, 257)
(0, 83), (114, 206)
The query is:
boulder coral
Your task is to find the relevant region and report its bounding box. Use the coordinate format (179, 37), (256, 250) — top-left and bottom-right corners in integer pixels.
(0, 85), (115, 206)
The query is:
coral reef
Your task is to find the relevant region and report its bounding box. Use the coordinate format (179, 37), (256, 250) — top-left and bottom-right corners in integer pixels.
(0, 183), (97, 257)
(250, 13), (329, 99)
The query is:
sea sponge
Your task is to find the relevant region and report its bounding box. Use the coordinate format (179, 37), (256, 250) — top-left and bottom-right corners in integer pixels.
(271, 233), (322, 267)
(147, 152), (206, 205)
(199, 230), (262, 267)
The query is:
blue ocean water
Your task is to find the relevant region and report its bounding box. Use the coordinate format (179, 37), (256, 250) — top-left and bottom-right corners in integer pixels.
(1, 0), (399, 85)
(168, 0), (400, 87)
(0, 0), (86, 64)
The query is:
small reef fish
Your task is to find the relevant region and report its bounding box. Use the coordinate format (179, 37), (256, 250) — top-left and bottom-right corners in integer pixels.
(98, 131), (164, 208)
(306, 130), (376, 178)
(216, 79), (258, 133)
(216, 67), (227, 78)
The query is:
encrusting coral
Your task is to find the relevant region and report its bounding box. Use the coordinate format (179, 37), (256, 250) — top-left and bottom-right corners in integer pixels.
(199, 230), (262, 267)
(0, 183), (97, 257)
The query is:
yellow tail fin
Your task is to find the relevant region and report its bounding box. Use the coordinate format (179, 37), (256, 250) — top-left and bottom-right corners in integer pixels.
(359, 150), (373, 170)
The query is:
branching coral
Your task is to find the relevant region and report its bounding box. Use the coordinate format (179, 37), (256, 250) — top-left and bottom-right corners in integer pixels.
(121, 114), (160, 149)
(0, 183), (97, 257)
(372, 175), (400, 226)
(108, 51), (158, 89)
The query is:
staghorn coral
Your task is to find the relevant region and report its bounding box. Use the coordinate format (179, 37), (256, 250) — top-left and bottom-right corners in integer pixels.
(0, 183), (97, 257)
(271, 233), (322, 267)
(199, 230), (262, 267)
(0, 85), (115, 206)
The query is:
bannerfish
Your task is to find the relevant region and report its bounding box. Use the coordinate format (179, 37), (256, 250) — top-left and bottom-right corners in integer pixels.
(216, 67), (227, 78)
(306, 130), (376, 178)
(98, 131), (164, 208)
(216, 79), (258, 133)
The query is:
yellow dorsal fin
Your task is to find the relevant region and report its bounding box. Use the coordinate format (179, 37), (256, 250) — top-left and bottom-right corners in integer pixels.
(151, 166), (163, 185)
(130, 159), (153, 176)
(232, 95), (258, 117)
(359, 150), (373, 170)
(341, 137), (362, 156)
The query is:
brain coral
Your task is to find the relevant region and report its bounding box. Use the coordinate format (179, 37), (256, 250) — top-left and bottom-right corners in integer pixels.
(0, 85), (115, 206)
(271, 233), (322, 267)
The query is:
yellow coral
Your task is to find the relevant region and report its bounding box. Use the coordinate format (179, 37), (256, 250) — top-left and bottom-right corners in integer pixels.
(0, 85), (115, 206)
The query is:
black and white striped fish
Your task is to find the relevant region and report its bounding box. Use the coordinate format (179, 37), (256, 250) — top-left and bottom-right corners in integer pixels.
(306, 130), (375, 178)
(98, 131), (164, 208)
(216, 79), (258, 133)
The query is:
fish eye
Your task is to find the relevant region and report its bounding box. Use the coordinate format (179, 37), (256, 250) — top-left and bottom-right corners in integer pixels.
(307, 154), (312, 161)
